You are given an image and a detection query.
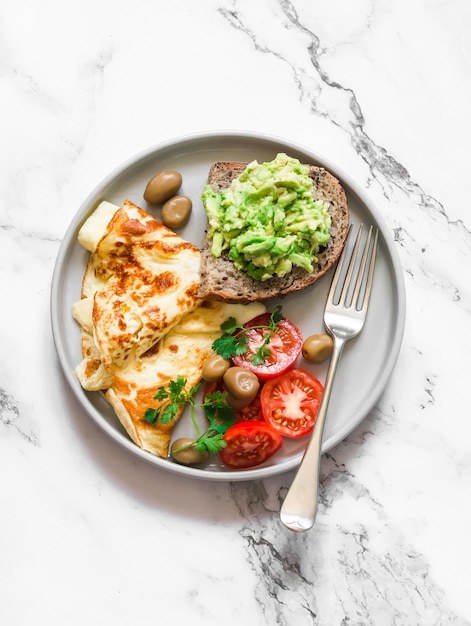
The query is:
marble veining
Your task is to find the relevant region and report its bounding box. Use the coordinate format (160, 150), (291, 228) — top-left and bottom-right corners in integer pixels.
(1, 0), (470, 624)
(0, 387), (38, 446)
(232, 475), (469, 625)
(219, 1), (413, 190)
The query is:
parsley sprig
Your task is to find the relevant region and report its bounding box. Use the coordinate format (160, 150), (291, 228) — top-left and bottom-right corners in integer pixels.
(144, 376), (192, 426)
(144, 375), (235, 455)
(212, 305), (283, 365)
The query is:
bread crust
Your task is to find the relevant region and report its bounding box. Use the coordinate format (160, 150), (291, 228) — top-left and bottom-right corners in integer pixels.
(198, 162), (349, 302)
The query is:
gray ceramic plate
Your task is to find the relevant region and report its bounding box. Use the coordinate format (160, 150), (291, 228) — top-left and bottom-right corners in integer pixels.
(50, 131), (406, 481)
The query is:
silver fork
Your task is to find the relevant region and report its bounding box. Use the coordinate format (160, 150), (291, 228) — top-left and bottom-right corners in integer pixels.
(280, 224), (379, 532)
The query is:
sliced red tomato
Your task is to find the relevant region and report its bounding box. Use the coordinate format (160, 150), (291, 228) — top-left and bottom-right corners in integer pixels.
(232, 312), (302, 379)
(203, 381), (264, 422)
(219, 421), (282, 469)
(260, 368), (324, 438)
(235, 388), (263, 421)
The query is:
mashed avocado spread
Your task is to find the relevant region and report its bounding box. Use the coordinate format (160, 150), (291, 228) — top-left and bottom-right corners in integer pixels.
(202, 153), (332, 281)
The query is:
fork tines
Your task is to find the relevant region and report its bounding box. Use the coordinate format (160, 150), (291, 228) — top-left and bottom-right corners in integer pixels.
(332, 224), (379, 313)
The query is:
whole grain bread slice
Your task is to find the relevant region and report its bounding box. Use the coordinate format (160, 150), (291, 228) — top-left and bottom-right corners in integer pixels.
(198, 161), (349, 302)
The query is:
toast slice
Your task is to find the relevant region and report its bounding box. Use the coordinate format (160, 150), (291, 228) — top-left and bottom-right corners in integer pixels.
(198, 162), (349, 302)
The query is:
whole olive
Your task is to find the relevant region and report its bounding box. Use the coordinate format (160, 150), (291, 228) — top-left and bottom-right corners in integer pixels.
(202, 354), (231, 382)
(161, 195), (192, 229)
(223, 367), (260, 401)
(302, 333), (334, 363)
(143, 170), (182, 204)
(170, 437), (209, 466)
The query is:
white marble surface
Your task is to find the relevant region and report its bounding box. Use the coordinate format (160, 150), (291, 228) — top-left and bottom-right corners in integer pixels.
(1, 0), (470, 624)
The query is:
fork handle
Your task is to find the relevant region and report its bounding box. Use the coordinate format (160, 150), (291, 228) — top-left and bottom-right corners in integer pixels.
(279, 337), (346, 532)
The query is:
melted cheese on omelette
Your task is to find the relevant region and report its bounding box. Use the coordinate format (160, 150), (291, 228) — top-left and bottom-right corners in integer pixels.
(73, 199), (265, 458)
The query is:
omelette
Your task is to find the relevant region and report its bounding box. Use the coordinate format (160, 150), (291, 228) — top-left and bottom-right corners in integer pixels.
(77, 199), (202, 370)
(72, 199), (265, 458)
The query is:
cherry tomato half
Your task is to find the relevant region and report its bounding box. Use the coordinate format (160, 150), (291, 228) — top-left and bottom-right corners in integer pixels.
(219, 421), (282, 469)
(203, 381), (264, 422)
(232, 312), (303, 379)
(260, 368), (324, 438)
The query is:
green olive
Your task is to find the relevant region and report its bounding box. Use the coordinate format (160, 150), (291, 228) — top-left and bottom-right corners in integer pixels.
(143, 170), (182, 204)
(225, 392), (253, 410)
(170, 438), (209, 466)
(202, 354), (231, 382)
(161, 195), (192, 229)
(223, 367), (260, 401)
(302, 333), (334, 363)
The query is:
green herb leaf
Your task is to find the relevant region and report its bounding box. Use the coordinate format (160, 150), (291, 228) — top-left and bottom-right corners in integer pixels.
(204, 391), (236, 432)
(270, 305), (283, 328)
(214, 404), (236, 425)
(195, 432), (227, 455)
(220, 316), (242, 334)
(208, 410), (236, 433)
(212, 332), (248, 359)
(143, 372), (237, 457)
(250, 343), (272, 365)
(154, 387), (170, 402)
(145, 375), (193, 427)
(159, 403), (179, 425)
(204, 390), (228, 405)
(168, 375), (188, 400)
(144, 407), (159, 425)
(212, 307), (283, 361)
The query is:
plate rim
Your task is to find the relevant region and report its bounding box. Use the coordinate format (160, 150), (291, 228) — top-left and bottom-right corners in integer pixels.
(50, 130), (406, 482)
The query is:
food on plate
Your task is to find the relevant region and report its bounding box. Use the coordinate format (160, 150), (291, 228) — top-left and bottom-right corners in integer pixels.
(140, 306), (326, 467)
(143, 169), (192, 230)
(260, 368), (324, 438)
(302, 333), (334, 363)
(194, 308), (323, 467)
(201, 354), (231, 382)
(73, 199), (201, 376)
(222, 367), (259, 403)
(72, 151), (338, 470)
(147, 374), (238, 467)
(211, 306), (303, 380)
(234, 387), (263, 422)
(203, 379), (264, 423)
(198, 153), (349, 302)
(72, 198), (265, 457)
(218, 421), (283, 469)
(105, 301), (262, 457)
(161, 195), (192, 229)
(76, 200), (119, 252)
(170, 437), (210, 466)
(143, 170), (182, 204)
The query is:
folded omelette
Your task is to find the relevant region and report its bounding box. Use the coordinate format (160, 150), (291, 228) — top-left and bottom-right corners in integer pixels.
(72, 199), (264, 458)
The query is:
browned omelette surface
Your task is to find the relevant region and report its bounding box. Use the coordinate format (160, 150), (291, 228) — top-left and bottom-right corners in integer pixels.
(72, 199), (265, 458)
(81, 200), (201, 369)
